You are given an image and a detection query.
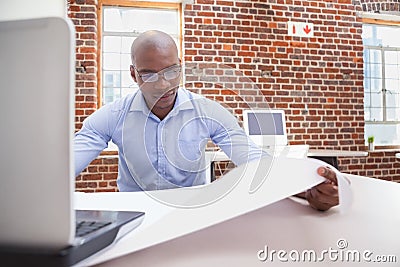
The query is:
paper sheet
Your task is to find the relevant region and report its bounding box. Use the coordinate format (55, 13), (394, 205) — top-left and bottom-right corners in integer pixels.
(75, 156), (352, 266)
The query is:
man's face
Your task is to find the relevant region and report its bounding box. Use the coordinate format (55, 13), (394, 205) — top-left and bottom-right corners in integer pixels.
(130, 45), (181, 111)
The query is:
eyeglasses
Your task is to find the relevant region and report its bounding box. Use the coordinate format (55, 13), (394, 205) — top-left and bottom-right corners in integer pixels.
(132, 64), (181, 83)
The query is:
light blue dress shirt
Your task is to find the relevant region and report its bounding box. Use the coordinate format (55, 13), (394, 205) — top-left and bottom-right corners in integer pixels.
(74, 88), (266, 191)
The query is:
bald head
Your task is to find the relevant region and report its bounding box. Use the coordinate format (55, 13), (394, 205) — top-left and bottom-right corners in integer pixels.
(131, 30), (178, 65)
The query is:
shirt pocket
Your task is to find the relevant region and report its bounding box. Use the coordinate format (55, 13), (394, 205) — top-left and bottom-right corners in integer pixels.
(163, 138), (203, 173)
(177, 139), (205, 162)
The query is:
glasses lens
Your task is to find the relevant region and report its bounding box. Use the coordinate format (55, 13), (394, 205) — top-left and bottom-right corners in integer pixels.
(141, 73), (158, 83)
(164, 68), (181, 80)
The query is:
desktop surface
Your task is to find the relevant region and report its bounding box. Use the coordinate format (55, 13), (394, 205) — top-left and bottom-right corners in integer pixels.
(74, 171), (400, 267)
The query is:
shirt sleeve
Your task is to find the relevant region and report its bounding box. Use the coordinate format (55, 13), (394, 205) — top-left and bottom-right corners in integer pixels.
(74, 103), (120, 177)
(207, 101), (269, 166)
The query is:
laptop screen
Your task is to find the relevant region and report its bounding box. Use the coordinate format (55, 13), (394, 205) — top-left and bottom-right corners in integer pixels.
(243, 109), (288, 147)
(0, 17), (76, 248)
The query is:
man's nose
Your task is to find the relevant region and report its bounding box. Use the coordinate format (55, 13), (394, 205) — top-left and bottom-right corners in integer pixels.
(153, 74), (172, 90)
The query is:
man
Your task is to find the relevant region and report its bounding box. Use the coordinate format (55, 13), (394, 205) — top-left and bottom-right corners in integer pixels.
(74, 30), (339, 211)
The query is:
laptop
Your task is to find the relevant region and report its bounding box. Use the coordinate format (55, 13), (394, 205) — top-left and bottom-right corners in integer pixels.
(243, 109), (308, 158)
(0, 17), (144, 266)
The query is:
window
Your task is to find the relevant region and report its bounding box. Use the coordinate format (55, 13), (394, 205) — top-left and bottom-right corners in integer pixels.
(98, 1), (181, 106)
(362, 23), (400, 145)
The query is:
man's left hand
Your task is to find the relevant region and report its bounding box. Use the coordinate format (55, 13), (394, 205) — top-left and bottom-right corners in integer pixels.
(306, 166), (339, 211)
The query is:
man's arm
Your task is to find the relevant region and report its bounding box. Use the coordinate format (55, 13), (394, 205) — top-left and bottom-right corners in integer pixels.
(74, 104), (118, 176)
(205, 102), (268, 166)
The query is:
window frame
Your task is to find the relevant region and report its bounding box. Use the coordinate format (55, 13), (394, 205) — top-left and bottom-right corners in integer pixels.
(364, 45), (400, 124)
(97, 0), (182, 108)
(362, 17), (400, 146)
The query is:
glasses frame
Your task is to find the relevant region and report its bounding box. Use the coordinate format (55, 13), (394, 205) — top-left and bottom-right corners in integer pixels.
(132, 64), (182, 83)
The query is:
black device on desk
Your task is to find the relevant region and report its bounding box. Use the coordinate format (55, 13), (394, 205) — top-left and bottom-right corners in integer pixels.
(308, 156), (338, 169)
(0, 17), (144, 266)
(0, 210), (144, 266)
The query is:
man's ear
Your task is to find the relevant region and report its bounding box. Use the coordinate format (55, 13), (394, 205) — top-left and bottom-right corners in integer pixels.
(130, 65), (137, 83)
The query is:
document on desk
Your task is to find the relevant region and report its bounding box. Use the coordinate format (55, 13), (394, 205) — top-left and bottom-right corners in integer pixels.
(75, 156), (352, 266)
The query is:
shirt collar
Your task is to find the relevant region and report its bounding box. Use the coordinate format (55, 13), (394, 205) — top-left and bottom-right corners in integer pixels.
(173, 87), (194, 112)
(129, 88), (194, 115)
(129, 90), (149, 113)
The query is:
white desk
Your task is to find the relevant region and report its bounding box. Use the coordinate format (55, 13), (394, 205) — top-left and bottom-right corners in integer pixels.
(204, 150), (230, 183)
(75, 173), (400, 267)
(307, 149), (368, 158)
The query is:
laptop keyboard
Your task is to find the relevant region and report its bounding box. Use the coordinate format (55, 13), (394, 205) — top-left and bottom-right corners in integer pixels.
(75, 221), (112, 237)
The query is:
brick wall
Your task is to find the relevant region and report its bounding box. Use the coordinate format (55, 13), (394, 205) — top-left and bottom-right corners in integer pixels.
(68, 0), (98, 131)
(184, 0), (365, 149)
(69, 0), (118, 192)
(69, 0), (400, 192)
(75, 153), (119, 192)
